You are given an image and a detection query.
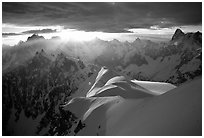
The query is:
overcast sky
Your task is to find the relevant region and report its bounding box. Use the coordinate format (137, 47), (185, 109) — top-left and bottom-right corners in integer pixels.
(2, 2), (202, 45)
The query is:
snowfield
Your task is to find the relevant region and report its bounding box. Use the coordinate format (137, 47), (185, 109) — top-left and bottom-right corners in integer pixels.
(106, 78), (201, 135)
(63, 67), (202, 136)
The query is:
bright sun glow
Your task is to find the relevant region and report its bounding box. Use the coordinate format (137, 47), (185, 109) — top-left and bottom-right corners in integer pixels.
(57, 30), (105, 42)
(2, 23), (202, 46)
(56, 29), (135, 42)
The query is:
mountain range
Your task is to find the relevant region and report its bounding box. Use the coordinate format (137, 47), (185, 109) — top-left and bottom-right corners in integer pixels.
(2, 29), (202, 135)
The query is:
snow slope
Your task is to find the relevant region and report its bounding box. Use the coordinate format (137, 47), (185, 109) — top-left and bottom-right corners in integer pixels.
(61, 67), (202, 136)
(106, 78), (201, 135)
(122, 54), (181, 81)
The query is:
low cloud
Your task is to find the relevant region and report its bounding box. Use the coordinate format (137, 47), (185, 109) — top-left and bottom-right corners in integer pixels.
(22, 29), (57, 34)
(2, 33), (21, 37)
(2, 29), (57, 37)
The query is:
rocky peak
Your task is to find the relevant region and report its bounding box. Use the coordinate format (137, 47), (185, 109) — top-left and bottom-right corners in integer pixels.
(111, 39), (121, 44)
(136, 37), (141, 41)
(27, 34), (45, 42)
(56, 52), (66, 59)
(133, 37), (142, 45)
(34, 49), (47, 59)
(171, 29), (185, 40)
(193, 31), (202, 44)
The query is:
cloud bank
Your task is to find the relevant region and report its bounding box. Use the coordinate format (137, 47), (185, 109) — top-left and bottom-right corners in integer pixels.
(22, 29), (57, 34)
(2, 2), (202, 33)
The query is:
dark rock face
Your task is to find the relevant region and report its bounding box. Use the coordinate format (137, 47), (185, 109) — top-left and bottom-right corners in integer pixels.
(171, 29), (185, 40)
(2, 50), (96, 135)
(193, 31), (202, 44)
(27, 34), (45, 42)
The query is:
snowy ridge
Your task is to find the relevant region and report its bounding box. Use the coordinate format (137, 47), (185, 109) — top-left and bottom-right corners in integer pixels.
(2, 29), (202, 135)
(86, 67), (175, 98)
(86, 67), (118, 97)
(60, 67), (202, 136)
(131, 79), (177, 95)
(3, 29), (201, 86)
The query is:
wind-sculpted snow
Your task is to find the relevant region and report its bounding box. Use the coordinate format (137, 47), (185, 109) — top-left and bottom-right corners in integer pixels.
(106, 78), (202, 136)
(62, 67), (202, 136)
(63, 96), (122, 121)
(63, 96), (124, 135)
(86, 67), (118, 97)
(86, 67), (176, 98)
(131, 80), (177, 95)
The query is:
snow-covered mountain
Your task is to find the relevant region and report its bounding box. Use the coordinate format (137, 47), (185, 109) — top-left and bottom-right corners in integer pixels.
(2, 29), (202, 135)
(63, 66), (201, 136)
(115, 29), (202, 85)
(3, 29), (201, 85)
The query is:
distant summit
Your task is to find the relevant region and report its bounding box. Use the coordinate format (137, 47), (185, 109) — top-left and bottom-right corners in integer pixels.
(170, 28), (202, 49)
(193, 31), (202, 44)
(171, 29), (185, 40)
(133, 37), (142, 44)
(27, 34), (45, 42)
(136, 37), (141, 41)
(51, 36), (61, 40)
(110, 39), (121, 44)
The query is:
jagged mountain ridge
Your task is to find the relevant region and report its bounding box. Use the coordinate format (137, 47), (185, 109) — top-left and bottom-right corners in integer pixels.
(3, 55), (201, 135)
(3, 29), (202, 85)
(2, 29), (202, 135)
(116, 29), (202, 85)
(2, 50), (100, 135)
